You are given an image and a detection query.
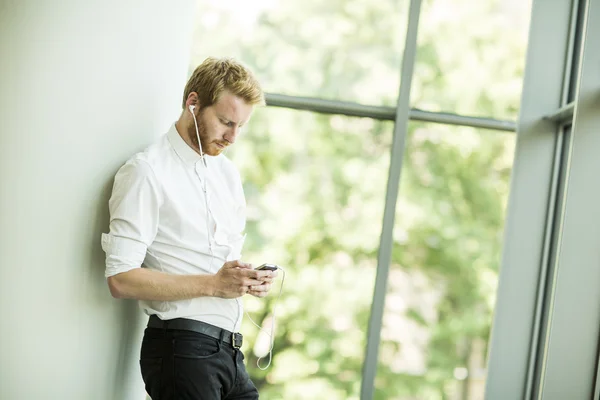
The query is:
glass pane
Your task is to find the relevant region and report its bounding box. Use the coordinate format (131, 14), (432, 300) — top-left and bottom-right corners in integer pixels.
(190, 0), (408, 106)
(376, 122), (516, 400)
(228, 107), (393, 399)
(411, 0), (533, 120)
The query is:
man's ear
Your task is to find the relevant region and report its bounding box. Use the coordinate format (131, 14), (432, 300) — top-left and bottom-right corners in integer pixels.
(186, 92), (199, 111)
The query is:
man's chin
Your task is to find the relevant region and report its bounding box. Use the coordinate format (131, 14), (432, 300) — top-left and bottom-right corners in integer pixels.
(204, 147), (223, 157)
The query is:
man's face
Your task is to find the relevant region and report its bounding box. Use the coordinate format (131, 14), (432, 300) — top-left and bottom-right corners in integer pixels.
(191, 91), (254, 156)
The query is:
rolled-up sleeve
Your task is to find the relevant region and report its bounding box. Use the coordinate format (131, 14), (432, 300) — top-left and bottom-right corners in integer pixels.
(102, 159), (162, 278)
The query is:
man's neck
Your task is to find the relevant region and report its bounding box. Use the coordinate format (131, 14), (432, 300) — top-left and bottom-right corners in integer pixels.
(175, 118), (201, 156)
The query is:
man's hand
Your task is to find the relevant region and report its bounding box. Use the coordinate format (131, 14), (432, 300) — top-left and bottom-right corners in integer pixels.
(247, 268), (279, 298)
(212, 260), (274, 299)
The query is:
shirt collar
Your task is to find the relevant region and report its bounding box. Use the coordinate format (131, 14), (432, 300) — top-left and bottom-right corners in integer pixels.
(167, 123), (204, 167)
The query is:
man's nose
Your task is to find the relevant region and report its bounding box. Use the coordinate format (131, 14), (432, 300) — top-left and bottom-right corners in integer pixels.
(224, 126), (239, 144)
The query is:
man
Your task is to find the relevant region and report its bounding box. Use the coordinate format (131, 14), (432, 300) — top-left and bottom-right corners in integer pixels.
(101, 57), (276, 399)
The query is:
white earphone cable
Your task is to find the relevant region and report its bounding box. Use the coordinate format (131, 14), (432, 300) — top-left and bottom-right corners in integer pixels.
(190, 105), (214, 269)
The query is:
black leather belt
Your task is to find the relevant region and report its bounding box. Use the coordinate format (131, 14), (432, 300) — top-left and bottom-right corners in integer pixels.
(147, 315), (243, 348)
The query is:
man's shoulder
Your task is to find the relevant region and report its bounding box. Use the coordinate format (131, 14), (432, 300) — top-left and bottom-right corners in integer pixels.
(112, 134), (170, 183)
(118, 133), (169, 172)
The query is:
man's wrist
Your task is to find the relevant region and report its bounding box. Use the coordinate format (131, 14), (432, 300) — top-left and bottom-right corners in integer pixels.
(200, 274), (218, 297)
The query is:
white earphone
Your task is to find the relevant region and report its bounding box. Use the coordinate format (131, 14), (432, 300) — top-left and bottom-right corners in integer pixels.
(189, 103), (206, 161)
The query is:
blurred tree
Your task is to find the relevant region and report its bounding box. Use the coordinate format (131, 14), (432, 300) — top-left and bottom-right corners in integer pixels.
(189, 0), (530, 398)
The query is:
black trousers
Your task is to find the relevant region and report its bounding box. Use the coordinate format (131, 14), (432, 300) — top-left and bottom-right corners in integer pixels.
(140, 327), (259, 399)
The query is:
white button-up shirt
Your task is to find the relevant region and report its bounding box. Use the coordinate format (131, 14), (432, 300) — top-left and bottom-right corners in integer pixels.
(101, 123), (247, 332)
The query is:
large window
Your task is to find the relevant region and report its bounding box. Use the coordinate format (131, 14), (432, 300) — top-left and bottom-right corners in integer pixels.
(189, 0), (532, 398)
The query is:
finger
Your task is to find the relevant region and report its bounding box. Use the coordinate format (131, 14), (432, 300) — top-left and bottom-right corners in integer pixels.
(243, 278), (267, 287)
(249, 283), (271, 292)
(256, 270), (274, 279)
(247, 290), (268, 298)
(242, 269), (272, 280)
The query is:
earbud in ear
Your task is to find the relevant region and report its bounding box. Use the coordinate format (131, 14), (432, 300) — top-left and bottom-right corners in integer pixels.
(189, 104), (196, 113)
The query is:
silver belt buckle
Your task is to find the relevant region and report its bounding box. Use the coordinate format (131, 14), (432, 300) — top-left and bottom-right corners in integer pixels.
(233, 332), (243, 348)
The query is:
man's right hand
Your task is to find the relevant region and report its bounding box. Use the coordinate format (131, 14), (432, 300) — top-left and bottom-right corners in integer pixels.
(212, 260), (273, 299)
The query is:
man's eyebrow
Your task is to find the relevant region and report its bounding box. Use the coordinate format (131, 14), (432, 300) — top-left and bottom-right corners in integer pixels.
(218, 114), (243, 125)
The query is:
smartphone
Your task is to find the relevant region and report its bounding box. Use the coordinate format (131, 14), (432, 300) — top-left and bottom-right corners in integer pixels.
(256, 263), (278, 271)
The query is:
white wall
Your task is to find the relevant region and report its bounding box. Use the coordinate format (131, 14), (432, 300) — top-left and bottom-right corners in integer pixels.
(0, 1), (196, 398)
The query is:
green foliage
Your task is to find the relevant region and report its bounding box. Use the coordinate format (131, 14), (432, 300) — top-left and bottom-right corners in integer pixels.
(190, 0), (530, 398)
